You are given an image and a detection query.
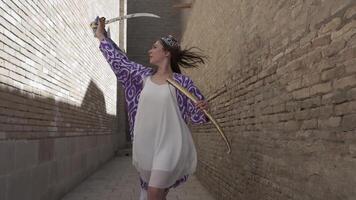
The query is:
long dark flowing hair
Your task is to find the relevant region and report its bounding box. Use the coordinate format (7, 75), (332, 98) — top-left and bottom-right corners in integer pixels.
(159, 37), (207, 74)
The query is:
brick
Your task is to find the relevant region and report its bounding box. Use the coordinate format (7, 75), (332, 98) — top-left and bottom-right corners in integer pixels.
(318, 105), (334, 119)
(301, 119), (318, 129)
(302, 72), (321, 87)
(344, 59), (356, 74)
(286, 78), (302, 92)
(333, 74), (356, 90)
(341, 114), (356, 131)
(339, 46), (356, 61)
(295, 109), (311, 120)
(284, 120), (300, 131)
(348, 87), (356, 100)
(321, 65), (345, 81)
(310, 82), (332, 96)
(322, 39), (347, 57)
(345, 5), (356, 19)
(303, 49), (323, 66)
(335, 101), (356, 115)
(300, 96), (321, 109)
(331, 47), (356, 64)
(316, 60), (335, 72)
(272, 52), (284, 62)
(300, 31), (317, 46)
(318, 117), (341, 128)
(319, 18), (342, 35)
(312, 34), (331, 48)
(0, 66), (9, 76)
(293, 88), (310, 100)
(292, 43), (311, 59)
(272, 103), (286, 113)
(331, 20), (356, 41)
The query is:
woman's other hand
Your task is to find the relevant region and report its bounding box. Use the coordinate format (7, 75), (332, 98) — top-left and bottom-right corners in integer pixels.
(195, 100), (209, 111)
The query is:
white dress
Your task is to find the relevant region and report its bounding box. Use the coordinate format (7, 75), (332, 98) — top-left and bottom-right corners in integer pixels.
(132, 75), (197, 189)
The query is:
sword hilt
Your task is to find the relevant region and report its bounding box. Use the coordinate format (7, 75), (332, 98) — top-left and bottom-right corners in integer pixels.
(90, 16), (108, 37)
(90, 17), (111, 29)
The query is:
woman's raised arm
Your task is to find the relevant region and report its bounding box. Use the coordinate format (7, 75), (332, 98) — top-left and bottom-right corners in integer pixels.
(99, 37), (151, 85)
(95, 17), (151, 85)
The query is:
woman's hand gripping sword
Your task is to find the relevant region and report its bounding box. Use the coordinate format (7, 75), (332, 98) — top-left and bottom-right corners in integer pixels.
(166, 78), (232, 154)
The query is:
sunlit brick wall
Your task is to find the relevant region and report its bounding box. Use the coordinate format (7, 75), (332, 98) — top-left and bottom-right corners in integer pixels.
(0, 0), (124, 199)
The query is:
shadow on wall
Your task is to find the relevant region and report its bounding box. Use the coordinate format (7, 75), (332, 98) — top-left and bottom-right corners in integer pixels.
(0, 80), (118, 140)
(0, 79), (122, 200)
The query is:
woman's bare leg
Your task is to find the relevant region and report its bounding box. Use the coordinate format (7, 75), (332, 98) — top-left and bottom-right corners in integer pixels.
(147, 186), (166, 200)
(163, 189), (169, 200)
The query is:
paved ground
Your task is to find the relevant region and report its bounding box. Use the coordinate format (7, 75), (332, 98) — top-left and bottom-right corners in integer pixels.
(61, 156), (216, 200)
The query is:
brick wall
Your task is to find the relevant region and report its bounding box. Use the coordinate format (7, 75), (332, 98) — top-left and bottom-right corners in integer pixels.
(182, 0), (356, 199)
(0, 0), (124, 199)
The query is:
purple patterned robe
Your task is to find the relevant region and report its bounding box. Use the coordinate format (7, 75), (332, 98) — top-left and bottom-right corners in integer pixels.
(99, 37), (208, 190)
(99, 38), (208, 139)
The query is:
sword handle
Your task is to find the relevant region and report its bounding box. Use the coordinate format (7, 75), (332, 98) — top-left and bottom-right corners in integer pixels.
(90, 16), (108, 37)
(90, 16), (123, 30)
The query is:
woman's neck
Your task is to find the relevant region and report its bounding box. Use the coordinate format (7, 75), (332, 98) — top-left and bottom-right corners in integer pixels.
(155, 63), (173, 77)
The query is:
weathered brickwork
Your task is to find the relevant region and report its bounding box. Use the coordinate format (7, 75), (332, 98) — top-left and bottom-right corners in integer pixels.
(0, 0), (124, 199)
(183, 0), (356, 200)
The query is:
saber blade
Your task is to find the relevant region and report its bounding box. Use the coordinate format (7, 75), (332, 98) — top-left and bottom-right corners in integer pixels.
(90, 13), (160, 28)
(106, 13), (160, 24)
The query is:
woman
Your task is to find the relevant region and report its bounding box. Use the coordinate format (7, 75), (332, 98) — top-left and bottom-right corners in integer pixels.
(95, 17), (209, 200)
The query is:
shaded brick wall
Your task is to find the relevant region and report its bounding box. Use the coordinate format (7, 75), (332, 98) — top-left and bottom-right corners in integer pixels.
(0, 0), (124, 199)
(182, 0), (356, 200)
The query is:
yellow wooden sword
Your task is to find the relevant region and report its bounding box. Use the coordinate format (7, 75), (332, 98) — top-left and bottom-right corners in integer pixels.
(167, 78), (232, 154)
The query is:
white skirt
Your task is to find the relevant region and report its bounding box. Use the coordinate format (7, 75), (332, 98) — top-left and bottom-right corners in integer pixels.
(132, 76), (197, 189)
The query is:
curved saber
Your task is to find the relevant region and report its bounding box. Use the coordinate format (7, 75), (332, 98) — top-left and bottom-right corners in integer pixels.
(167, 78), (232, 154)
(90, 13), (160, 29)
(105, 13), (160, 24)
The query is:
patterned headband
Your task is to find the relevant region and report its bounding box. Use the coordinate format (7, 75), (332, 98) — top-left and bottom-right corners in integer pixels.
(161, 35), (180, 48)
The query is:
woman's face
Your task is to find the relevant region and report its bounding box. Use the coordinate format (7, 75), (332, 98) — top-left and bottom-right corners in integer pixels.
(148, 40), (169, 65)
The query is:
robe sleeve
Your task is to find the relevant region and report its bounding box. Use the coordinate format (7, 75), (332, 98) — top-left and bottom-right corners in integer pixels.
(186, 78), (210, 124)
(99, 37), (150, 86)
